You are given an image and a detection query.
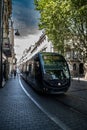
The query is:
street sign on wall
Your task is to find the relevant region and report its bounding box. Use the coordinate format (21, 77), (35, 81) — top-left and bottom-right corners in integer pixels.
(3, 38), (10, 50)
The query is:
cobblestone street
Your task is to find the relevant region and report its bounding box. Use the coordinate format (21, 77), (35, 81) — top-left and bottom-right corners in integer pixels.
(0, 76), (87, 130)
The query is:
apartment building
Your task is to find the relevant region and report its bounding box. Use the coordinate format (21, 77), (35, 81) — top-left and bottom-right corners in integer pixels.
(2, 0), (15, 86)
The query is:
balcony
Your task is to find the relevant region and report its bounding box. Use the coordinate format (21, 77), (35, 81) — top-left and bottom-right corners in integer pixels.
(3, 37), (12, 57)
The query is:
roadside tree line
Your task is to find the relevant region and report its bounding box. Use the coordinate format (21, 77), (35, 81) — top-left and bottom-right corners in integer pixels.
(34, 0), (87, 62)
(34, 0), (87, 78)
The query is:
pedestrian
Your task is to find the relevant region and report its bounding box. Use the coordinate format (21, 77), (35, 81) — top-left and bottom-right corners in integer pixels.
(11, 70), (13, 77)
(13, 69), (16, 78)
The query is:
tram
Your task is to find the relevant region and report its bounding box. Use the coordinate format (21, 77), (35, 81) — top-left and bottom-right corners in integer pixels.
(20, 52), (71, 94)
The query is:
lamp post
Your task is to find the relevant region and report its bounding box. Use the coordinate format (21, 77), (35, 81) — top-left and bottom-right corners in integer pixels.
(0, 0), (3, 87)
(15, 29), (20, 36)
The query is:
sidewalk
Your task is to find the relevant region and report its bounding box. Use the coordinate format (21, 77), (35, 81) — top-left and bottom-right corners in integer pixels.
(0, 76), (61, 130)
(72, 77), (87, 81)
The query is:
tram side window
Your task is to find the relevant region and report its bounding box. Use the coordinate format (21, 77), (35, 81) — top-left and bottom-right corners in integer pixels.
(35, 61), (41, 79)
(27, 64), (29, 71)
(29, 64), (32, 73)
(35, 61), (39, 73)
(22, 65), (24, 73)
(34, 57), (39, 72)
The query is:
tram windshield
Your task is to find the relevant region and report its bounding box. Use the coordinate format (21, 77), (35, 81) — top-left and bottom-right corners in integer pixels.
(41, 53), (70, 80)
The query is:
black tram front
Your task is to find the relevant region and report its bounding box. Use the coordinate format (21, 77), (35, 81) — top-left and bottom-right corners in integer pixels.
(21, 52), (71, 94)
(39, 52), (71, 94)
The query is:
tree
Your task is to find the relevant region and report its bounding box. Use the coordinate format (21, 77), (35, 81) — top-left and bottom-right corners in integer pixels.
(69, 0), (87, 78)
(34, 0), (71, 54)
(35, 0), (87, 78)
(34, 0), (87, 61)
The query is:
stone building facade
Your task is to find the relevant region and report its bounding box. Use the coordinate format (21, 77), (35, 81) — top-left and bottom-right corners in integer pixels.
(2, 0), (15, 86)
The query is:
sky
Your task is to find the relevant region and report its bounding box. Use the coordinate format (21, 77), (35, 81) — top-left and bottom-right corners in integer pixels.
(12, 0), (42, 61)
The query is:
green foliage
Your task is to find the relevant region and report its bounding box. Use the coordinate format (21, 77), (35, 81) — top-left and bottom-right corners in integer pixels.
(34, 0), (87, 60)
(69, 0), (87, 60)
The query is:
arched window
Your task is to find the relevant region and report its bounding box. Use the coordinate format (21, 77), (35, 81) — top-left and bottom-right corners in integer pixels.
(73, 63), (76, 71)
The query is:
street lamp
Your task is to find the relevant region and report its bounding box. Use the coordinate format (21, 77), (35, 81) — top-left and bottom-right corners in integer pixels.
(15, 29), (20, 36)
(10, 20), (20, 36)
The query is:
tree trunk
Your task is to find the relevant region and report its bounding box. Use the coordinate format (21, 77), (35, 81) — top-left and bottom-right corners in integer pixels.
(84, 63), (87, 80)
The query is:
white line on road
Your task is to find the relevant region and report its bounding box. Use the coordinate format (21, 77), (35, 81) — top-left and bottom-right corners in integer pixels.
(19, 77), (70, 130)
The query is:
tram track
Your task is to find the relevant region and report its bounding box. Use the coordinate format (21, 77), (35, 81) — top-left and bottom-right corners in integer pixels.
(20, 77), (87, 129)
(20, 75), (87, 117)
(69, 88), (87, 92)
(54, 93), (87, 117)
(21, 75), (87, 117)
(69, 91), (87, 102)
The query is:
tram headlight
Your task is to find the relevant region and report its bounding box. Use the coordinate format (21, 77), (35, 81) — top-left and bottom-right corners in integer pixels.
(58, 83), (61, 86)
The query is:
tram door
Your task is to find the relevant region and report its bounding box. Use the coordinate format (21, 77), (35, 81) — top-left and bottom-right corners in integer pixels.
(79, 63), (84, 75)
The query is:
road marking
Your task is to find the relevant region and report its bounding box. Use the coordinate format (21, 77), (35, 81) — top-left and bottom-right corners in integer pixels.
(19, 77), (70, 130)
